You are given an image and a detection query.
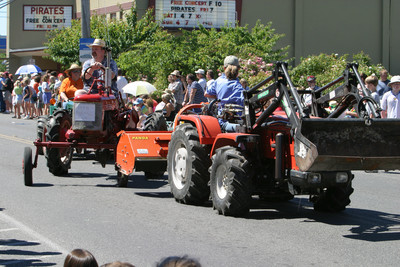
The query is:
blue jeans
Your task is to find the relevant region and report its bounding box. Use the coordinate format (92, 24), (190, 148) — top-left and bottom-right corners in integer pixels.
(221, 121), (239, 132)
(0, 90), (5, 112)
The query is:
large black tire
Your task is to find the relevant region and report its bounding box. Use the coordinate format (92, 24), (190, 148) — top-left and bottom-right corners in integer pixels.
(23, 147), (33, 186)
(45, 109), (72, 176)
(167, 123), (211, 205)
(37, 116), (49, 155)
(210, 146), (253, 217)
(143, 112), (167, 131)
(312, 179), (354, 212)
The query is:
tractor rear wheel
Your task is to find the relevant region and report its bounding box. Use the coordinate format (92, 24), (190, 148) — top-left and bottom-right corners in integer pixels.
(167, 123), (211, 205)
(143, 112), (167, 131)
(142, 112), (168, 179)
(37, 116), (49, 155)
(45, 109), (72, 176)
(312, 179), (354, 212)
(210, 146), (253, 217)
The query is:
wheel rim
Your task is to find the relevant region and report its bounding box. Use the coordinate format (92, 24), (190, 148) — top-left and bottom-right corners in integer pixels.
(172, 142), (188, 190)
(216, 164), (229, 199)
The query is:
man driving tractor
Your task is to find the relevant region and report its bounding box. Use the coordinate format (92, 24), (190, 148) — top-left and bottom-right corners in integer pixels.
(80, 38), (118, 95)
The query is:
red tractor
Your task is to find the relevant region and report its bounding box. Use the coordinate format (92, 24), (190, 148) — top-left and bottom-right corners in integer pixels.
(114, 61), (400, 217)
(165, 62), (400, 216)
(23, 56), (140, 186)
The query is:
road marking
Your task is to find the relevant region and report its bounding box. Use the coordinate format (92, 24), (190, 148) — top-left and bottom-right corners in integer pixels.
(0, 133), (33, 145)
(0, 211), (69, 255)
(0, 227), (18, 232)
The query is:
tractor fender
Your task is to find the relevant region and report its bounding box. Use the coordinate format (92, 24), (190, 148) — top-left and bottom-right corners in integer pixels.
(210, 133), (260, 157)
(175, 114), (221, 145)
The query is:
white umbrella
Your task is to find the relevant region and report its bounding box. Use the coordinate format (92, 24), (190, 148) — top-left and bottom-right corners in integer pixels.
(15, 64), (42, 75)
(122, 81), (157, 96)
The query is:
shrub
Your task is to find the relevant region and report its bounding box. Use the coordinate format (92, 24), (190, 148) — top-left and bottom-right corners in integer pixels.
(290, 52), (385, 90)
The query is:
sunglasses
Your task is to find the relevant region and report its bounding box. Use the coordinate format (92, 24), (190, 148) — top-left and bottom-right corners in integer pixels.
(71, 70), (80, 74)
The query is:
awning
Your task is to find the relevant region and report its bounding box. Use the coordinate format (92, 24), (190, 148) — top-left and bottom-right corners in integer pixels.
(9, 47), (48, 57)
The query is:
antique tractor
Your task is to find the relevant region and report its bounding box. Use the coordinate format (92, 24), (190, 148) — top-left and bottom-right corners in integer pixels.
(23, 53), (139, 186)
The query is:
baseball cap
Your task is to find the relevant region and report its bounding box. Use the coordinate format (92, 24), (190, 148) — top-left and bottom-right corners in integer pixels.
(170, 70), (180, 77)
(133, 97), (144, 105)
(224, 55), (239, 67)
(307, 75), (316, 82)
(195, 69), (205, 75)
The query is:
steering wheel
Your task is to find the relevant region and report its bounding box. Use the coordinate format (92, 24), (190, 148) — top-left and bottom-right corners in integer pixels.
(356, 96), (380, 119)
(203, 98), (220, 116)
(83, 65), (106, 88)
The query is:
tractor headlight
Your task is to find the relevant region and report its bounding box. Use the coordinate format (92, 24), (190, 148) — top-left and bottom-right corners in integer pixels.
(336, 172), (348, 183)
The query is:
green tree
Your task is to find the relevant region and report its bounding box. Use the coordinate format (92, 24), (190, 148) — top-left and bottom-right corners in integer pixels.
(0, 53), (6, 72)
(44, 4), (159, 68)
(290, 52), (385, 90)
(118, 20), (288, 90)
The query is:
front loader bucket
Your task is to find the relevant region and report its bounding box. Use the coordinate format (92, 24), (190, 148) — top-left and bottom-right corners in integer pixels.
(294, 118), (400, 171)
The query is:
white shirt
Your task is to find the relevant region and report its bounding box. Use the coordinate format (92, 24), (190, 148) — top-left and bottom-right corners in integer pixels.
(198, 78), (207, 91)
(381, 90), (400, 118)
(207, 79), (215, 89)
(116, 76), (128, 100)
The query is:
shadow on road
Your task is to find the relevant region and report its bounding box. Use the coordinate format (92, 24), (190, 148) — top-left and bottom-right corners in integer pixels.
(247, 197), (400, 242)
(102, 173), (168, 190)
(0, 239), (61, 266)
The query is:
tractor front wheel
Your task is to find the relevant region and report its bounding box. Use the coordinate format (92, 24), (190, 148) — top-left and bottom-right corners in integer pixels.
(37, 116), (49, 155)
(210, 146), (253, 217)
(312, 177), (354, 212)
(167, 123), (211, 205)
(23, 147), (33, 186)
(45, 109), (72, 176)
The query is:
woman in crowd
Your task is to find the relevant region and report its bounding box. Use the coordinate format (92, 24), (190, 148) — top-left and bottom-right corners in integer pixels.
(22, 77), (33, 119)
(12, 79), (23, 119)
(155, 91), (175, 120)
(42, 74), (52, 115)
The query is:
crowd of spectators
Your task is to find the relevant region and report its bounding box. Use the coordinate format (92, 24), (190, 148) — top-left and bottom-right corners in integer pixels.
(63, 248), (201, 267)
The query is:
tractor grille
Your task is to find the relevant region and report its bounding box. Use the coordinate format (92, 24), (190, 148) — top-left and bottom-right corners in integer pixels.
(72, 102), (103, 131)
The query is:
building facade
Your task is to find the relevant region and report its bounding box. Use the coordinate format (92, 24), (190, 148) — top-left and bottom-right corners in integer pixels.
(6, 0), (400, 75)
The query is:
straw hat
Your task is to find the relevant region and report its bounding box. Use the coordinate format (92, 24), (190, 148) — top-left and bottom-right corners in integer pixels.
(66, 63), (82, 76)
(87, 38), (106, 48)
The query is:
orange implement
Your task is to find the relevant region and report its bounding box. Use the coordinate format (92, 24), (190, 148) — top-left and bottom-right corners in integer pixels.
(115, 131), (172, 176)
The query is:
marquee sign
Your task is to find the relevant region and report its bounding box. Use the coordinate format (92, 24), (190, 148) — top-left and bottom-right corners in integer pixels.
(155, 0), (236, 29)
(23, 5), (73, 31)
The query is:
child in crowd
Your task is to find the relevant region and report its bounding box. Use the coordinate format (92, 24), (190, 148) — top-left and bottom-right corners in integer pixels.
(12, 79), (23, 118)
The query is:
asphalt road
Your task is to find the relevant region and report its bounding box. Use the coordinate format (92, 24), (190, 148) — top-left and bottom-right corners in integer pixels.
(0, 113), (400, 267)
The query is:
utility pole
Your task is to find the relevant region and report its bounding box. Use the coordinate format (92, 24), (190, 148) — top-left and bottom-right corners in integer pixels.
(81, 0), (91, 38)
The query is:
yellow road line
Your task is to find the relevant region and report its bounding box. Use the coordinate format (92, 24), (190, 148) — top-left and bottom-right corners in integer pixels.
(0, 133), (34, 145)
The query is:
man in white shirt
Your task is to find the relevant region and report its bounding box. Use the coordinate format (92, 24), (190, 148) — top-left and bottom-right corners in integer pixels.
(116, 68), (128, 100)
(195, 69), (206, 91)
(381, 75), (400, 118)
